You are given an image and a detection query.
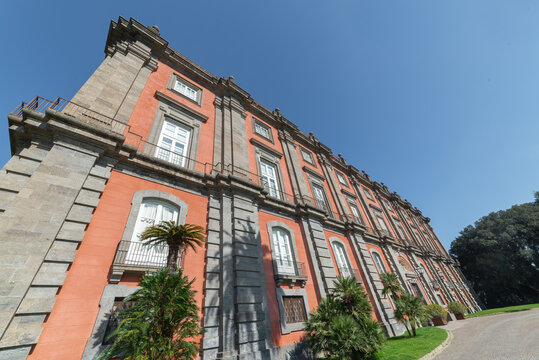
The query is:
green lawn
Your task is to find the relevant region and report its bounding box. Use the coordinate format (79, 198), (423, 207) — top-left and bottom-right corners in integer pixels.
(374, 327), (448, 360)
(466, 303), (539, 318)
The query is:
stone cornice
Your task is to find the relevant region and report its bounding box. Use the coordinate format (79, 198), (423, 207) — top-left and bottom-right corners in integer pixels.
(103, 16), (437, 240)
(250, 138), (283, 158)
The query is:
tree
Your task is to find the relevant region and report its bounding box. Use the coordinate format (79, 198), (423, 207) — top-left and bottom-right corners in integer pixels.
(98, 268), (203, 360)
(380, 272), (403, 299)
(141, 221), (205, 273)
(450, 193), (539, 308)
(394, 293), (429, 337)
(305, 277), (385, 359)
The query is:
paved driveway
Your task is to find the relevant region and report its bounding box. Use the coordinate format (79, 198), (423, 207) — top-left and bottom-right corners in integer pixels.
(436, 308), (539, 360)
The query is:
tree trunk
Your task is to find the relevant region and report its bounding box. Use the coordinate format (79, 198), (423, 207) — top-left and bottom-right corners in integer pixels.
(403, 321), (411, 337)
(167, 245), (180, 273)
(412, 325), (417, 337)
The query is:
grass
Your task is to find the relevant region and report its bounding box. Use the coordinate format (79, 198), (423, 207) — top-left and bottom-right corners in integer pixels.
(373, 327), (448, 360)
(466, 303), (539, 318)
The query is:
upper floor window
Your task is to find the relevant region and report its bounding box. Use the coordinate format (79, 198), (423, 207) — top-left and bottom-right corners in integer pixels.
(332, 241), (354, 279)
(260, 159), (280, 199)
(127, 199), (179, 267)
(312, 183), (330, 212)
(373, 210), (389, 231)
(156, 119), (192, 167)
(363, 187), (374, 200)
(300, 147), (315, 166)
(349, 202), (363, 224)
(272, 227), (296, 275)
(168, 74), (203, 105)
(253, 118), (273, 142)
(335, 170), (348, 186)
(371, 251), (387, 274)
(384, 200), (393, 212)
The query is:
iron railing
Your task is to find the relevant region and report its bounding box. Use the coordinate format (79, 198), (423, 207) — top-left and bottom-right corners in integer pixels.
(431, 280), (441, 290)
(273, 259), (307, 278)
(112, 240), (180, 271)
(338, 267), (362, 282)
(11, 96), (393, 228)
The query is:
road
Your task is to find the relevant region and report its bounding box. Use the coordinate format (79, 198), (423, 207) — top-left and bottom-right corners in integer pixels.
(435, 308), (539, 360)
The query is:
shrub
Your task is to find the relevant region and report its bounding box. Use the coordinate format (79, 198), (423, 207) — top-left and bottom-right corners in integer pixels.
(425, 304), (447, 319)
(448, 302), (467, 315)
(305, 277), (385, 359)
(394, 294), (430, 337)
(98, 268), (203, 360)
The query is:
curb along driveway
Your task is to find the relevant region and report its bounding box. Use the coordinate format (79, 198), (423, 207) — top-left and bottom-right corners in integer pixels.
(435, 308), (539, 360)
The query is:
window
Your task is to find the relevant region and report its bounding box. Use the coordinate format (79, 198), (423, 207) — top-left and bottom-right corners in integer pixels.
(156, 118), (192, 167)
(349, 203), (363, 224)
(371, 251), (387, 274)
(282, 296), (308, 324)
(395, 221), (407, 241)
(311, 183), (330, 212)
(174, 80), (197, 101)
(272, 227), (296, 275)
(363, 187), (374, 200)
(384, 200), (393, 212)
(253, 118), (273, 142)
(332, 241), (354, 279)
(300, 147), (315, 165)
(335, 170), (347, 186)
(260, 159), (280, 199)
(374, 210), (389, 231)
(168, 74), (202, 105)
(102, 298), (136, 345)
(437, 293), (446, 306)
(126, 199), (179, 267)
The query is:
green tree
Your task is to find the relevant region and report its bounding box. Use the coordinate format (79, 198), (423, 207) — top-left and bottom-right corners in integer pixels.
(394, 293), (429, 337)
(380, 272), (403, 299)
(141, 221), (205, 273)
(450, 193), (539, 307)
(305, 277), (385, 359)
(98, 268), (203, 360)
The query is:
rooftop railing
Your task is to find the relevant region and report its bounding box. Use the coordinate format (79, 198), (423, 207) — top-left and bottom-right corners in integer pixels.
(10, 96), (391, 228)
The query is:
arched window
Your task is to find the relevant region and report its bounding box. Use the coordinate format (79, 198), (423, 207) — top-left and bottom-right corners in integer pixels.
(272, 227), (296, 275)
(419, 263), (430, 280)
(126, 199), (180, 267)
(332, 241), (353, 278)
(371, 251), (387, 274)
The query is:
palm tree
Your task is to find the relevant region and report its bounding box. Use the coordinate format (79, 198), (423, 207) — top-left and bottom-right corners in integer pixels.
(141, 221), (205, 273)
(394, 293), (429, 337)
(380, 272), (403, 299)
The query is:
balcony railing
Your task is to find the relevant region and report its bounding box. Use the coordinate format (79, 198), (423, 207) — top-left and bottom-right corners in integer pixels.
(431, 280), (441, 290)
(112, 240), (179, 273)
(445, 281), (455, 290)
(337, 267), (362, 283)
(273, 259), (308, 287)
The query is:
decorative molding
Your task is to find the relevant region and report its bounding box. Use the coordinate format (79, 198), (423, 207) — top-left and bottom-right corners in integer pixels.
(250, 139), (282, 158)
(154, 91), (208, 122)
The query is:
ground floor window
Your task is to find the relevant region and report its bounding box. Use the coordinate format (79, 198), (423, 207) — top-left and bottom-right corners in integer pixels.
(283, 296), (308, 324)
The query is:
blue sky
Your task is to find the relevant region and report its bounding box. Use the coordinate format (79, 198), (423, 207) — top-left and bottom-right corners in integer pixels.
(1, 1), (537, 250)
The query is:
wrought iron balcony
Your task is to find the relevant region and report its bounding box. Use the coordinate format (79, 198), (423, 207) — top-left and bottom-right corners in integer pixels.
(337, 267), (362, 284)
(110, 240), (179, 283)
(273, 259), (308, 287)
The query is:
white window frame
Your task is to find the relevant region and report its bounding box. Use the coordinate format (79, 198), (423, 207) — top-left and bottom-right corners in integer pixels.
(126, 199), (179, 267)
(363, 186), (374, 200)
(300, 147), (315, 166)
(335, 170), (347, 186)
(371, 251), (387, 274)
(260, 158), (280, 199)
(331, 239), (354, 279)
(155, 119), (192, 167)
(168, 73), (203, 105)
(252, 118), (273, 142)
(272, 227), (296, 275)
(349, 202), (362, 223)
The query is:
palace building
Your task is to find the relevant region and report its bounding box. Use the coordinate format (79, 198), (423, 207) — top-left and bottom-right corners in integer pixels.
(0, 17), (481, 360)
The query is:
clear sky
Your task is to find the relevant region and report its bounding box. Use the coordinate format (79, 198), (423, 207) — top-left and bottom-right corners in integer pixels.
(1, 1), (537, 250)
